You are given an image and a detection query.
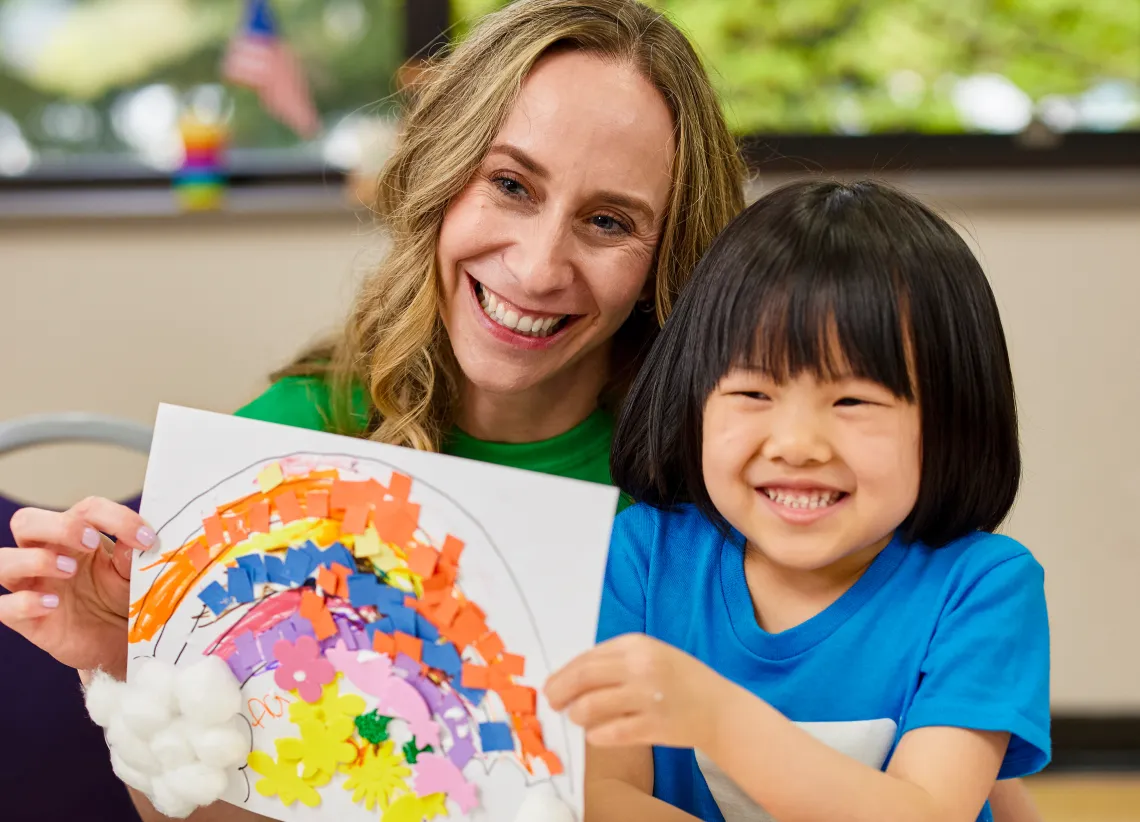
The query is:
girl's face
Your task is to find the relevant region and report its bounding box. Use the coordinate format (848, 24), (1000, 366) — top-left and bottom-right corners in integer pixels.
(702, 367), (922, 573)
(437, 50), (675, 419)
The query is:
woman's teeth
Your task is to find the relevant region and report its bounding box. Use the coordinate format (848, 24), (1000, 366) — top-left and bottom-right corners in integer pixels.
(763, 488), (844, 509)
(476, 283), (567, 337)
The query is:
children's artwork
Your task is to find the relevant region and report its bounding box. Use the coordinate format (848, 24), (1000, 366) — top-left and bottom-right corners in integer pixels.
(128, 405), (619, 821)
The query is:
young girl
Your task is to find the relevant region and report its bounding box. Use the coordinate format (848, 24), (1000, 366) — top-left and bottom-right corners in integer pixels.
(546, 180), (1050, 822)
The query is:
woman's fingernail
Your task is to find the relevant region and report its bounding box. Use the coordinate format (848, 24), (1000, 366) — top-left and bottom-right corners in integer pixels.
(81, 527), (101, 550)
(136, 526), (156, 548)
(42, 594), (60, 609)
(57, 556), (77, 574)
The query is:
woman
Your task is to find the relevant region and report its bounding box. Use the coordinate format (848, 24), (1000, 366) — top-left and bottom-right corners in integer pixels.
(0, 1), (1037, 819)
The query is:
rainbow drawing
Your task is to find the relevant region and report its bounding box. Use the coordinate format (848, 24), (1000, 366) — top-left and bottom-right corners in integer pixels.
(129, 452), (566, 821)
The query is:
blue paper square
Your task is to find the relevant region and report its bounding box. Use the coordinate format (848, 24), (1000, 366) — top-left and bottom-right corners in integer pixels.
(366, 617), (394, 640)
(198, 581), (234, 615)
(414, 614), (440, 643)
(264, 555), (291, 586)
(236, 554), (266, 585)
(421, 641), (461, 676)
(374, 583), (406, 610)
(385, 605), (416, 635)
(284, 547), (313, 584)
(227, 565), (254, 603)
(478, 721), (514, 752)
(321, 542), (356, 571)
(348, 574), (380, 608)
(455, 684), (486, 707)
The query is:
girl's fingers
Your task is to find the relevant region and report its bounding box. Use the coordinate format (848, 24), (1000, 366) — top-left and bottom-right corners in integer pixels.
(565, 684), (644, 731)
(0, 589), (60, 627)
(546, 651), (627, 710)
(10, 499), (155, 554)
(0, 547), (79, 590)
(586, 714), (651, 748)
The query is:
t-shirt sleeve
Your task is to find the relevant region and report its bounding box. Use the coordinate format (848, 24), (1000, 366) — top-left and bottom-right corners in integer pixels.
(901, 548), (1051, 779)
(594, 504), (657, 644)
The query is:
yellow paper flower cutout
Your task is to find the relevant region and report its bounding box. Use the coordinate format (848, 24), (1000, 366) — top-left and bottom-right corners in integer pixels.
(382, 792), (448, 822)
(342, 740), (412, 811)
(247, 749), (321, 808)
(288, 676), (367, 728)
(276, 717), (358, 786)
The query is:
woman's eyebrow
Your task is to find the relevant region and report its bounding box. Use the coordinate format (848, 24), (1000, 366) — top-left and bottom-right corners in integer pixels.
(487, 143), (657, 223)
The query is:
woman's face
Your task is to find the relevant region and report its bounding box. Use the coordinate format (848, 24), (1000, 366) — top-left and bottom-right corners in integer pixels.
(437, 50), (676, 416)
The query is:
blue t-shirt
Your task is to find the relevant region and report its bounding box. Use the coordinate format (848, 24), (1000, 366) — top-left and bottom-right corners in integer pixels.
(596, 503), (1051, 822)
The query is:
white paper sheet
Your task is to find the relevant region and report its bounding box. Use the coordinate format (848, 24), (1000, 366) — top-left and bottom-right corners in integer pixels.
(128, 404), (619, 821)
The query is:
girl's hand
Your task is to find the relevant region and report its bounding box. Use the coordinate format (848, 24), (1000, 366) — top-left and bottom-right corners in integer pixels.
(0, 497), (155, 680)
(545, 634), (729, 750)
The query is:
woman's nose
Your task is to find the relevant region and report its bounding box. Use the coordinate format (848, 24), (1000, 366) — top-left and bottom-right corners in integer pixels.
(506, 217), (575, 296)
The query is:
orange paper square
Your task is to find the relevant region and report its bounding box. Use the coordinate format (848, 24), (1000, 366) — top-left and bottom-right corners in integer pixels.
(248, 500), (270, 533)
(461, 664), (490, 690)
(202, 514), (226, 548)
(373, 632), (396, 656)
(445, 606), (486, 650)
(317, 566), (339, 596)
(475, 631), (504, 662)
(387, 472), (412, 501)
(393, 632), (422, 663)
(341, 505), (370, 535)
(273, 490), (303, 523)
(407, 545), (439, 578)
(223, 514), (249, 542)
(184, 540), (209, 571)
(540, 751), (563, 776)
(498, 653), (525, 677)
(305, 490), (329, 518)
(440, 535), (464, 565)
(500, 685), (537, 715)
(434, 595), (460, 627)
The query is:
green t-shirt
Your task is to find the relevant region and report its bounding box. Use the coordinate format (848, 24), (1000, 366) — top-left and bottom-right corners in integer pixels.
(234, 376), (617, 489)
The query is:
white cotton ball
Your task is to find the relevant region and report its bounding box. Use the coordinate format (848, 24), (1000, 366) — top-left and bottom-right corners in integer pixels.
(187, 716), (249, 769)
(133, 657), (179, 715)
(150, 719), (197, 771)
(514, 783), (577, 822)
(119, 684), (175, 740)
(110, 750), (153, 796)
(164, 762), (229, 806)
(174, 656), (242, 726)
(84, 669), (124, 728)
(150, 774), (198, 819)
(106, 716), (159, 776)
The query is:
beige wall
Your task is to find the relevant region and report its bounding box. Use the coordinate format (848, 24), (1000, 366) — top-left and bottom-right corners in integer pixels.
(1, 173), (1137, 711)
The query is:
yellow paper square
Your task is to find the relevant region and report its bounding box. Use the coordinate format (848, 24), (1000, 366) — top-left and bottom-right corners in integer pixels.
(354, 526), (381, 558)
(373, 544), (401, 573)
(257, 462), (284, 493)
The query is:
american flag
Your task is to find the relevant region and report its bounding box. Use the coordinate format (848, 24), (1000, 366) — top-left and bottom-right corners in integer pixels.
(222, 0), (320, 139)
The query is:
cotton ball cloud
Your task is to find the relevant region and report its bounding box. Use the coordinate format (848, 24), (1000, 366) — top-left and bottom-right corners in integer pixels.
(85, 655), (248, 819)
(512, 782), (577, 822)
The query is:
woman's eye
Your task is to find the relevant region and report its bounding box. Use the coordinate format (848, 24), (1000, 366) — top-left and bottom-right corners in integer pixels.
(493, 176), (528, 198)
(590, 214), (630, 235)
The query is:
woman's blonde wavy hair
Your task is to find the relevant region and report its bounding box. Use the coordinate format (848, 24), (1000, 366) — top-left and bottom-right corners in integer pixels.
(280, 0), (745, 450)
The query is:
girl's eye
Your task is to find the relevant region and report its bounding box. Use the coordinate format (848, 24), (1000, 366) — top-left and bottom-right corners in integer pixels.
(737, 391), (770, 401)
(493, 175), (528, 199)
(835, 397), (869, 407)
(590, 213), (631, 235)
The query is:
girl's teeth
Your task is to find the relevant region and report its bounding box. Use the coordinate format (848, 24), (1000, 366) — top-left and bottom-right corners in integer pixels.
(764, 489), (842, 509)
(477, 283), (566, 338)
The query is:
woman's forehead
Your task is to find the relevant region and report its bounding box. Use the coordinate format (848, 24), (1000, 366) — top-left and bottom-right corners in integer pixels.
(494, 51), (675, 206)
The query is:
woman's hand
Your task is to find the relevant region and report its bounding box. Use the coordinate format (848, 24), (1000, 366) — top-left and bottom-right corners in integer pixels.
(545, 634), (729, 750)
(0, 497), (155, 680)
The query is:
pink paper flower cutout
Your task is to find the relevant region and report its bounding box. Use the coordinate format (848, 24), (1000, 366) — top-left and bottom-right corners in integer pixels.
(273, 636), (335, 702)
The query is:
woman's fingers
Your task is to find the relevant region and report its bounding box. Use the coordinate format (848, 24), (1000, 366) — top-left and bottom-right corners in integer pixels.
(0, 588), (61, 626)
(0, 547), (79, 590)
(10, 498), (155, 554)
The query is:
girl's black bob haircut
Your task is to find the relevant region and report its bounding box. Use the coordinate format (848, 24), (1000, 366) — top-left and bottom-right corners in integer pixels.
(613, 179), (1020, 548)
